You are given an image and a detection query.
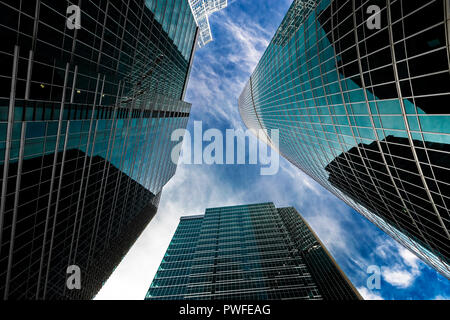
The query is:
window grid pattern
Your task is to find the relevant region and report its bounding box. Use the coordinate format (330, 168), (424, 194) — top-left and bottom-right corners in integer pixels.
(146, 202), (361, 300)
(0, 0), (196, 299)
(239, 0), (450, 278)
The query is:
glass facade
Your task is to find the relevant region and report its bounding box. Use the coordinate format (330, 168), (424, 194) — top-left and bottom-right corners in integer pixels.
(146, 203), (361, 300)
(0, 0), (197, 299)
(239, 0), (450, 278)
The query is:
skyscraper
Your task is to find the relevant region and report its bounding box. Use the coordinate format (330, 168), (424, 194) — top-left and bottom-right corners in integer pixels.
(0, 0), (198, 299)
(238, 0), (450, 278)
(146, 203), (361, 300)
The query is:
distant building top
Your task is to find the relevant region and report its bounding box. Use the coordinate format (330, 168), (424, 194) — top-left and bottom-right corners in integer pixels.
(188, 0), (228, 47)
(273, 0), (316, 46)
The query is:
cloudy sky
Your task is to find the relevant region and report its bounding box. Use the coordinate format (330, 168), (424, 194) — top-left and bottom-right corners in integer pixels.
(95, 0), (450, 300)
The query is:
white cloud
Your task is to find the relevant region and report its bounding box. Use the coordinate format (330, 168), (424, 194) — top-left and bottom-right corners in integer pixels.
(184, 12), (273, 131)
(279, 160), (321, 196)
(382, 267), (417, 289)
(221, 16), (270, 73)
(357, 287), (384, 300)
(307, 213), (349, 252)
(373, 242), (391, 259)
(380, 245), (422, 289)
(368, 235), (425, 290)
(398, 246), (420, 270)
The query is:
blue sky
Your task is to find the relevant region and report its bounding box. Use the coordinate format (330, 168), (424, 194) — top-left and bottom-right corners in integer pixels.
(95, 0), (450, 300)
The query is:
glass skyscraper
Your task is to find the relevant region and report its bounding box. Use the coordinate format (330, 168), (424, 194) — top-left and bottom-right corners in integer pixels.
(146, 203), (361, 300)
(0, 0), (197, 299)
(238, 0), (450, 278)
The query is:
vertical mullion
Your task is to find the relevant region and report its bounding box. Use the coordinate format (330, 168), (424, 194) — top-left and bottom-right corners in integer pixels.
(36, 63), (70, 300)
(42, 120), (71, 298)
(0, 45), (20, 269)
(3, 122), (26, 300)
